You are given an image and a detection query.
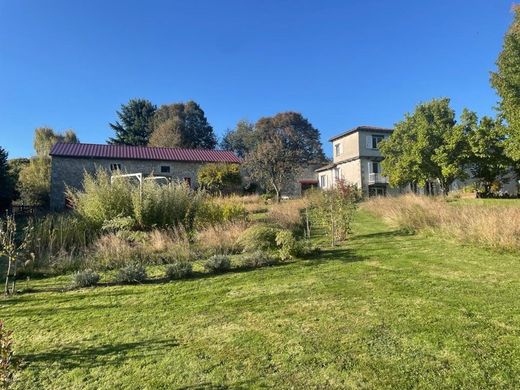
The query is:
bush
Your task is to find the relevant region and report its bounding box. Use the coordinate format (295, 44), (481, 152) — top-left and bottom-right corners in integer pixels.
(197, 163), (242, 194)
(195, 199), (247, 228)
(237, 225), (280, 252)
(115, 264), (147, 284)
(275, 230), (298, 260)
(71, 269), (100, 288)
(203, 255), (231, 273)
(308, 181), (359, 246)
(165, 261), (193, 280)
(240, 251), (279, 268)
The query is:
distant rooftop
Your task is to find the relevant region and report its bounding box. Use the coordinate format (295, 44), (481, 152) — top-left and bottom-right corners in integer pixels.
(328, 125), (393, 142)
(50, 143), (242, 164)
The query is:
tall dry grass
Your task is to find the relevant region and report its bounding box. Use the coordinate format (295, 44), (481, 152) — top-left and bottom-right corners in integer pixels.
(267, 198), (309, 230)
(195, 221), (249, 255)
(364, 195), (520, 251)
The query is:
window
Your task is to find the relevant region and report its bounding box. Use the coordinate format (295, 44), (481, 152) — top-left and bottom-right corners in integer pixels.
(320, 175), (327, 188)
(334, 167), (341, 181)
(371, 161), (380, 174)
(160, 165), (171, 173)
(371, 135), (384, 149)
(334, 143), (342, 156)
(183, 177), (192, 187)
(110, 163), (122, 171)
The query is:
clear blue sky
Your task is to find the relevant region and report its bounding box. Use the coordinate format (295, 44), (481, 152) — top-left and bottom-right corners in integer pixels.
(0, 0), (515, 158)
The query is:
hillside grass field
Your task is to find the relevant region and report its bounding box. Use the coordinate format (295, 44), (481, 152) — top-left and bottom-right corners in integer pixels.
(2, 206), (520, 389)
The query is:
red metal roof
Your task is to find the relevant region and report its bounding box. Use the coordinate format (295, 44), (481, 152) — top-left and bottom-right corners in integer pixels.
(50, 143), (242, 164)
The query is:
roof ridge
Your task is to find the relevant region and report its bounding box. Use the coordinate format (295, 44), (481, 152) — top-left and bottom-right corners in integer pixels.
(52, 142), (232, 153)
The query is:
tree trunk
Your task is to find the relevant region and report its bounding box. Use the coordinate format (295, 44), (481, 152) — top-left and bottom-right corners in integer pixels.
(305, 207), (311, 238)
(4, 258), (13, 296)
(330, 203), (335, 247)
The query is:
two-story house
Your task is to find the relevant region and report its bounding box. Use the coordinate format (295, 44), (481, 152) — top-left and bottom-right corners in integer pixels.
(316, 126), (395, 196)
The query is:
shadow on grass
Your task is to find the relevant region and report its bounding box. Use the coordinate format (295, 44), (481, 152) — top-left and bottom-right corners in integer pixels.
(350, 229), (413, 242)
(21, 338), (180, 370)
(313, 248), (366, 264)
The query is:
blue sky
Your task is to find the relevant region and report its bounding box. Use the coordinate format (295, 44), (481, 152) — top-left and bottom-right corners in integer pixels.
(0, 0), (515, 158)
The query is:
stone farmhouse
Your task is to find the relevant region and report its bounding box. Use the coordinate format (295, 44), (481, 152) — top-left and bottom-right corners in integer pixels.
(49, 143), (242, 210)
(316, 125), (519, 197)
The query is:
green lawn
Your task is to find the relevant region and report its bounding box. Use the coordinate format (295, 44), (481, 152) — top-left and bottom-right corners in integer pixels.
(3, 210), (520, 389)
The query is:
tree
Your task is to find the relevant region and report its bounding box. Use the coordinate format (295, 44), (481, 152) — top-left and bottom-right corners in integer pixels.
(255, 112), (326, 163)
(18, 128), (79, 206)
(491, 6), (520, 161)
(0, 215), (32, 295)
(221, 120), (257, 158)
(244, 137), (294, 202)
(108, 99), (157, 146)
(0, 147), (16, 211)
(197, 163), (242, 194)
(380, 98), (467, 195)
(148, 118), (184, 148)
(465, 112), (512, 194)
(34, 127), (79, 157)
(243, 112), (326, 201)
(149, 101), (217, 149)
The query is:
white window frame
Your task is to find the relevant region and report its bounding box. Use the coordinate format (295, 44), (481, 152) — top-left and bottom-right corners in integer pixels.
(320, 175), (328, 188)
(334, 167), (341, 182)
(334, 143), (342, 157)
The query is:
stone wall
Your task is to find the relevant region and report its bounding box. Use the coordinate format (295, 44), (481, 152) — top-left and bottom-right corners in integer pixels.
(50, 156), (208, 210)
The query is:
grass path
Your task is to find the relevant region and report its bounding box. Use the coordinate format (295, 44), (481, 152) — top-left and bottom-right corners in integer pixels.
(2, 210), (520, 389)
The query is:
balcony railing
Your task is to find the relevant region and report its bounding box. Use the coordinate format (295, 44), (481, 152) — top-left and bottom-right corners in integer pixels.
(368, 173), (388, 185)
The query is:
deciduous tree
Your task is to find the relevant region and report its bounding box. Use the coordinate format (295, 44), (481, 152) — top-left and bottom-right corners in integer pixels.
(221, 120), (257, 158)
(18, 128), (79, 206)
(149, 101), (217, 149)
(380, 98), (467, 195)
(491, 6), (520, 161)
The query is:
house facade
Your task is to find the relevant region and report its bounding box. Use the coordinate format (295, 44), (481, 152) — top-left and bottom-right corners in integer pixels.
(316, 126), (396, 196)
(49, 143), (241, 210)
(316, 125), (520, 197)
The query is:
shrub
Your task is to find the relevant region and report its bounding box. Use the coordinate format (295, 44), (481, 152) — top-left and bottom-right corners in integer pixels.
(275, 230), (298, 260)
(240, 251), (279, 268)
(197, 163), (242, 194)
(101, 216), (136, 233)
(195, 199), (247, 228)
(71, 269), (100, 288)
(203, 255), (231, 273)
(308, 181), (359, 246)
(165, 261), (193, 280)
(0, 320), (17, 389)
(237, 225), (280, 252)
(115, 264), (147, 284)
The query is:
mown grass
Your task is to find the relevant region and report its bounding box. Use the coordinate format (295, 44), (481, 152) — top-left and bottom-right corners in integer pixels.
(2, 209), (520, 389)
